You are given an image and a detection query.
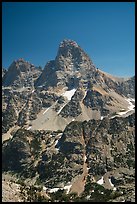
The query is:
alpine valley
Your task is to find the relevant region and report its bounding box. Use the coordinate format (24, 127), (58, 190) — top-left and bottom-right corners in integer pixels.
(2, 39), (135, 202)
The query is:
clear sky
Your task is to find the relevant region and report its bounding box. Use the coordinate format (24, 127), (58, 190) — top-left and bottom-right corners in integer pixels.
(2, 2), (135, 77)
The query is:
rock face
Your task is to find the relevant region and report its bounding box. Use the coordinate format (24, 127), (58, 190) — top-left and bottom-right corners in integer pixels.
(35, 39), (96, 88)
(2, 39), (135, 202)
(3, 58), (42, 88)
(2, 114), (135, 201)
(2, 40), (135, 134)
(55, 39), (94, 72)
(120, 76), (135, 98)
(35, 39), (134, 98)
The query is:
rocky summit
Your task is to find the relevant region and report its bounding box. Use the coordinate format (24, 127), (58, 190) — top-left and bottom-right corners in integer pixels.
(3, 58), (42, 88)
(35, 39), (96, 88)
(2, 39), (135, 202)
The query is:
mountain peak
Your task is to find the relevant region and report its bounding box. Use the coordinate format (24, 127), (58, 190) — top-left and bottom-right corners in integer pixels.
(35, 39), (96, 88)
(59, 39), (79, 48)
(56, 39), (94, 71)
(16, 58), (25, 63)
(57, 39), (80, 58)
(3, 59), (42, 87)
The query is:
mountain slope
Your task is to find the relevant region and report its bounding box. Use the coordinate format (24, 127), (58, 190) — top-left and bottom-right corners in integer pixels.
(2, 39), (135, 136)
(2, 113), (135, 201)
(2, 39), (135, 202)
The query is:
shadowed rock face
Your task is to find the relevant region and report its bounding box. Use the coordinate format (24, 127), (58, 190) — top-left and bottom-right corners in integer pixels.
(3, 61), (21, 86)
(34, 60), (58, 87)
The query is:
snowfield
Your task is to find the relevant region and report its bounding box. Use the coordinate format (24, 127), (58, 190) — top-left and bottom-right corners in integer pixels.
(57, 89), (76, 114)
(62, 88), (76, 101)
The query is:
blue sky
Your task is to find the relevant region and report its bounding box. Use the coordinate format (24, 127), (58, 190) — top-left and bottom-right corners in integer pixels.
(2, 2), (135, 77)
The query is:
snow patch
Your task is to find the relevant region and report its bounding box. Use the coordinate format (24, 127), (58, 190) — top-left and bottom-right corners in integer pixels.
(126, 98), (135, 110)
(87, 167), (90, 171)
(55, 133), (63, 151)
(109, 178), (117, 191)
(58, 133), (63, 137)
(43, 186), (48, 191)
(108, 178), (114, 187)
(62, 89), (76, 101)
(110, 97), (135, 119)
(48, 188), (60, 193)
(64, 184), (72, 194)
(101, 116), (104, 120)
(54, 139), (59, 147)
(110, 115), (116, 119)
(97, 176), (104, 185)
(47, 183), (72, 194)
(83, 90), (87, 100)
(27, 126), (32, 130)
(118, 110), (128, 116)
(130, 98), (135, 102)
(86, 195), (91, 199)
(57, 103), (67, 114)
(43, 107), (50, 115)
(84, 155), (87, 162)
(118, 98), (135, 116)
